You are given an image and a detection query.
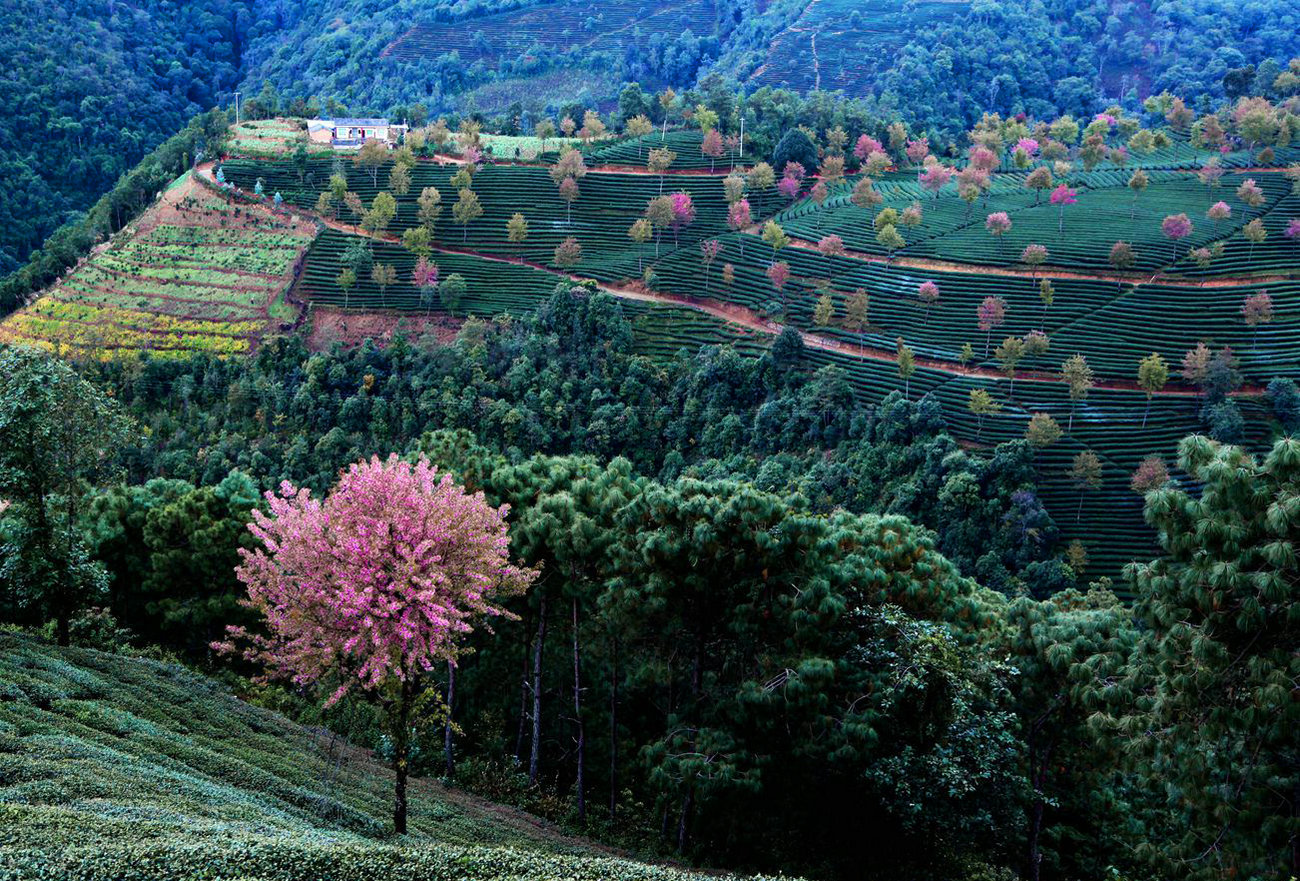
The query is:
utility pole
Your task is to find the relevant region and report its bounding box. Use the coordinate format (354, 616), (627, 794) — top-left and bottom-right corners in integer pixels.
(233, 91), (241, 125)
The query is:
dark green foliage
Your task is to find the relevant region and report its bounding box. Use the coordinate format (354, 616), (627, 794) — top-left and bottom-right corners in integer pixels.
(0, 348), (131, 644)
(996, 589), (1139, 881)
(0, 1), (285, 274)
(1267, 377), (1300, 432)
(771, 128), (818, 175)
(88, 472), (261, 655)
(1110, 436), (1300, 880)
(0, 110), (232, 315)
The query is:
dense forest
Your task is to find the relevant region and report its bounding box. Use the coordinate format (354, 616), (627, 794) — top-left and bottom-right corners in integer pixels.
(236, 0), (1300, 139)
(0, 0), (292, 273)
(1, 288), (1295, 879)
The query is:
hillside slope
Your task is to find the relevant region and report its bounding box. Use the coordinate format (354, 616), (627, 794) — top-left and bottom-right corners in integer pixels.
(234, 0), (1300, 137)
(0, 0), (296, 274)
(0, 633), (777, 880)
(0, 170), (314, 359)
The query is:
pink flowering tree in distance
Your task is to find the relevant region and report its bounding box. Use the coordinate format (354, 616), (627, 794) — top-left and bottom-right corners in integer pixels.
(777, 172), (802, 202)
(728, 198), (752, 255)
(412, 256), (440, 314)
(985, 211), (1012, 256)
(1161, 213), (1194, 264)
(918, 163), (953, 198)
(918, 280), (940, 325)
(700, 238), (723, 293)
(1207, 200), (1231, 230)
(977, 295), (1007, 355)
(767, 260), (791, 315)
(668, 191), (695, 243)
(905, 137), (929, 166)
(854, 134), (883, 164)
(701, 128), (724, 171)
(1049, 184), (1077, 237)
(215, 454), (537, 834)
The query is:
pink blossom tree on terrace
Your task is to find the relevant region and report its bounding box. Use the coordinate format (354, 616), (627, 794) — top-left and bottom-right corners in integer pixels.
(215, 455), (537, 835)
(778, 172), (802, 202)
(977, 295), (1007, 355)
(1161, 213), (1194, 264)
(986, 211), (1012, 255)
(767, 260), (790, 314)
(1049, 184), (1077, 237)
(853, 134), (884, 163)
(701, 128), (724, 172)
(918, 163), (953, 198)
(412, 257), (440, 314)
(728, 198), (752, 255)
(1207, 200), (1231, 230)
(700, 238), (723, 293)
(1285, 218), (1300, 251)
(668, 191), (695, 243)
(905, 137), (930, 166)
(917, 280), (940, 325)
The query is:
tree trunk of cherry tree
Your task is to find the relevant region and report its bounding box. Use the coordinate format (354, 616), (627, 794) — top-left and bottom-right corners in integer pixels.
(443, 661), (456, 778)
(393, 678), (412, 834)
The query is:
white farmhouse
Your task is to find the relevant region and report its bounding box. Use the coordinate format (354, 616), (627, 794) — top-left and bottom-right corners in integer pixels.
(307, 118), (408, 149)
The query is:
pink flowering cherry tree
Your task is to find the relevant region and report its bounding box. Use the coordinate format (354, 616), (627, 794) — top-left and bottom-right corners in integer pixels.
(977, 295), (1007, 355)
(668, 191), (695, 243)
(777, 172), (802, 202)
(215, 454), (537, 834)
(728, 198), (752, 255)
(1207, 200), (1231, 229)
(1161, 213), (1194, 264)
(905, 137), (930, 166)
(412, 257), (440, 314)
(985, 211), (1012, 256)
(767, 260), (791, 315)
(700, 238), (723, 293)
(853, 134), (884, 164)
(917, 280), (940, 325)
(1241, 292), (1273, 349)
(918, 163), (953, 198)
(1049, 184), (1077, 237)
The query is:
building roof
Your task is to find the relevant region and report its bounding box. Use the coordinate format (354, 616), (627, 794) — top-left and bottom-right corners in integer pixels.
(331, 118), (389, 127)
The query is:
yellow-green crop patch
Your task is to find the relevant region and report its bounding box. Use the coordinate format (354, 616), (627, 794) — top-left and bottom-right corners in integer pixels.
(0, 172), (317, 359)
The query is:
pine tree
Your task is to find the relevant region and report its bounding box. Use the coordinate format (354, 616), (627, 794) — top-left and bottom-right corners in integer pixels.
(1107, 436), (1300, 880)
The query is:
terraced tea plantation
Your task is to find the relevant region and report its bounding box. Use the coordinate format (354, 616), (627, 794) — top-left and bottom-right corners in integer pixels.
(380, 0), (719, 65)
(745, 0), (967, 93)
(206, 123), (1299, 579)
(17, 113), (1296, 580)
(219, 156), (734, 282)
(0, 172), (314, 359)
(0, 632), (787, 881)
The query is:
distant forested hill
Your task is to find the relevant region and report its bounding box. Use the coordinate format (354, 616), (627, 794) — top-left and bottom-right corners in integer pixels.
(235, 0), (1300, 140)
(0, 0), (296, 273)
(4, 0), (1297, 276)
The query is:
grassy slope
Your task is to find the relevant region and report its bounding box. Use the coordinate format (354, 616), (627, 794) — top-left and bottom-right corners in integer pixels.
(0, 633), (776, 880)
